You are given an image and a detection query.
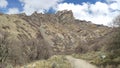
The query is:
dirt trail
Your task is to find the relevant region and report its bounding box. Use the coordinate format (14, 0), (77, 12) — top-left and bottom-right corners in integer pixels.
(66, 56), (97, 68)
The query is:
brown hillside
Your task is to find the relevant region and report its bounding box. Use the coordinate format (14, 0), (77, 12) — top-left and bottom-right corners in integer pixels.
(0, 10), (113, 66)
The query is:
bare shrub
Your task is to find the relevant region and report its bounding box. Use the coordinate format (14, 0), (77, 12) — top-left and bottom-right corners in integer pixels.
(75, 42), (89, 54)
(0, 29), (53, 66)
(7, 41), (27, 65)
(0, 63), (5, 68)
(36, 40), (53, 59)
(20, 39), (52, 64)
(89, 44), (100, 51)
(0, 30), (10, 64)
(107, 14), (120, 57)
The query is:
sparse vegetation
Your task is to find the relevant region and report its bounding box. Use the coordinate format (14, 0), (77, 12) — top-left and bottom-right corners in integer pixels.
(74, 42), (89, 54)
(105, 14), (120, 65)
(0, 30), (53, 67)
(16, 55), (72, 68)
(0, 30), (10, 67)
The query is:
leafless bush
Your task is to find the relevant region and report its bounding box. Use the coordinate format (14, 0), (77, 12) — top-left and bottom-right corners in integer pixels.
(21, 38), (53, 61)
(7, 38), (53, 65)
(0, 30), (10, 64)
(0, 63), (5, 68)
(0, 29), (53, 66)
(89, 44), (100, 51)
(75, 42), (89, 54)
(113, 15), (120, 27)
(107, 14), (120, 54)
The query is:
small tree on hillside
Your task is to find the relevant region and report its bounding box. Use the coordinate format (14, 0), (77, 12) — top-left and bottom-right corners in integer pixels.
(113, 15), (120, 27)
(107, 14), (120, 65)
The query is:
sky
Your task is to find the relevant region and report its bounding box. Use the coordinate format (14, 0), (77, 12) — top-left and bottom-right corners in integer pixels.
(0, 0), (120, 26)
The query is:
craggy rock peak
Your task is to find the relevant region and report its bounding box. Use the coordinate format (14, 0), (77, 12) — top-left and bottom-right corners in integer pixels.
(56, 10), (75, 24)
(0, 10), (112, 54)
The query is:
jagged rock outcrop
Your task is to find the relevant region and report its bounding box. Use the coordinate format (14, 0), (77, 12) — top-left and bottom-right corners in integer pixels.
(56, 10), (75, 24)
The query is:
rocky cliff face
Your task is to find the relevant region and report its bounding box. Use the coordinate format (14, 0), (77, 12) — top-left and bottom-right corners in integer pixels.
(0, 10), (112, 54)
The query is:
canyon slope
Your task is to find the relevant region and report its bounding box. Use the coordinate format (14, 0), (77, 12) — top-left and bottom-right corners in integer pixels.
(0, 10), (116, 68)
(0, 10), (111, 53)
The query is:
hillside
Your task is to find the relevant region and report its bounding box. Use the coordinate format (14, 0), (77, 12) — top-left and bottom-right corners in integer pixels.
(0, 10), (118, 68)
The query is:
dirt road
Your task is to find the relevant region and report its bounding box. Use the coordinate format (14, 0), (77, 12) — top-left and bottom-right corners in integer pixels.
(66, 56), (97, 68)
